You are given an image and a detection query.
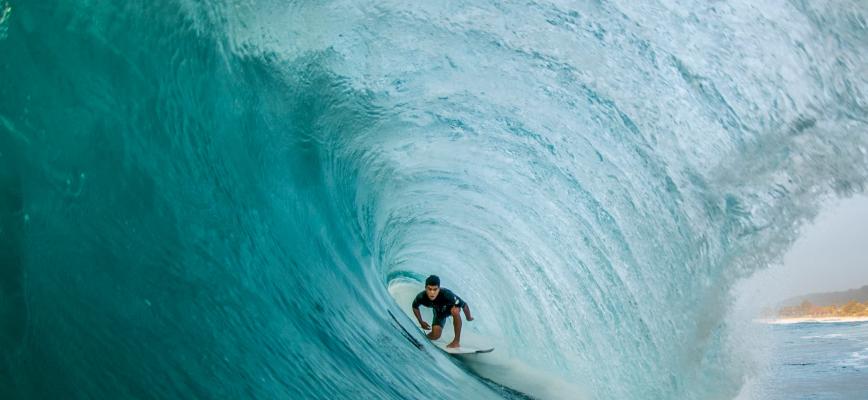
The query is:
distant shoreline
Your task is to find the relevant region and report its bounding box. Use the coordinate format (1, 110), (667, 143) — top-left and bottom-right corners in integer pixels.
(755, 316), (868, 325)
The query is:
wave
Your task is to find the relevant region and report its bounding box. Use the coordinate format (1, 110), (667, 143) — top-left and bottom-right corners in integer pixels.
(1, 1), (867, 399)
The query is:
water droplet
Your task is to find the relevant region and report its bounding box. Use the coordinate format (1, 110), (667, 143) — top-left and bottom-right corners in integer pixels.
(23, 214), (29, 222)
(144, 299), (152, 307)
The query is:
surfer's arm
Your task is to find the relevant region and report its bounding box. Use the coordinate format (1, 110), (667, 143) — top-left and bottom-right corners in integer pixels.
(462, 303), (473, 321)
(449, 293), (473, 321)
(411, 293), (431, 330)
(412, 307), (431, 330)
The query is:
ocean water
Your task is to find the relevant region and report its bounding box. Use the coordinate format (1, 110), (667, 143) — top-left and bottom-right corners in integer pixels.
(748, 322), (868, 399)
(1, 1), (867, 399)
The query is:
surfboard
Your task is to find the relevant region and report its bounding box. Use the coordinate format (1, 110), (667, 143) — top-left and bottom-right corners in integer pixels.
(434, 341), (494, 354)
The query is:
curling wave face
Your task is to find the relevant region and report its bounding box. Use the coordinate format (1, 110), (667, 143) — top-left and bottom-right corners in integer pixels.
(1, 1), (867, 399)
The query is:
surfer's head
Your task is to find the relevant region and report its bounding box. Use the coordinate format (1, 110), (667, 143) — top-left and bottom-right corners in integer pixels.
(425, 275), (440, 300)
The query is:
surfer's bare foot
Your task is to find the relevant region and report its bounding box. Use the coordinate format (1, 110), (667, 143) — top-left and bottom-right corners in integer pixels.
(446, 341), (460, 348)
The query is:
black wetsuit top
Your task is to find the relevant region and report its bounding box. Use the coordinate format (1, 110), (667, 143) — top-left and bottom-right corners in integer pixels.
(412, 288), (467, 327)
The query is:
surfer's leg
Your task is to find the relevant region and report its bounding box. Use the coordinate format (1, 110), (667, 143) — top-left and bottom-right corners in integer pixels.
(430, 308), (449, 340)
(427, 325), (442, 340)
(447, 306), (462, 348)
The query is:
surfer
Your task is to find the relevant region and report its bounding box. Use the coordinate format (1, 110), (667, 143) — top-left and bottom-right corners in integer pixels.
(411, 275), (474, 348)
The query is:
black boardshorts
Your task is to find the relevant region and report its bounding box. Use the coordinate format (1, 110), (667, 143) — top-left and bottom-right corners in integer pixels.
(432, 303), (467, 327)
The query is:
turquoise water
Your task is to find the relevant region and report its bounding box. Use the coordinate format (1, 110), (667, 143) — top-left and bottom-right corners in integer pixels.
(1, 1), (867, 399)
(752, 322), (868, 399)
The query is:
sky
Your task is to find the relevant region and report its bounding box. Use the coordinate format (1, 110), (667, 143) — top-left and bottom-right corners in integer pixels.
(735, 194), (868, 307)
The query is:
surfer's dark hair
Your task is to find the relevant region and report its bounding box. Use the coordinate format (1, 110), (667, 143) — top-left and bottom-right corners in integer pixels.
(425, 275), (440, 287)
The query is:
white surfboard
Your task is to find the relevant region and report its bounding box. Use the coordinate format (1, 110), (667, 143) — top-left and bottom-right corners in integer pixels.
(433, 341), (494, 354)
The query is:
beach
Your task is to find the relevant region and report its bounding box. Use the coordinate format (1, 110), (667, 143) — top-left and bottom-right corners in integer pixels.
(756, 316), (868, 325)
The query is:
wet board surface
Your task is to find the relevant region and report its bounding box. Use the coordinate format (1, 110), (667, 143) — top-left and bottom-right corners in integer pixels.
(433, 341), (494, 354)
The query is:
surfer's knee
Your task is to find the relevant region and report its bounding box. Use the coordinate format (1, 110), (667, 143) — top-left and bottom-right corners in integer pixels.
(429, 326), (442, 340)
(450, 306), (460, 317)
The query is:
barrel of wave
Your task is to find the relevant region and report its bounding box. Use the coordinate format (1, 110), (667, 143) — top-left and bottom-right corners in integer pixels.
(388, 277), (589, 400)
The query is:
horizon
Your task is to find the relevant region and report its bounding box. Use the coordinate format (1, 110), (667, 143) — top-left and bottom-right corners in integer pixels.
(781, 284), (868, 301)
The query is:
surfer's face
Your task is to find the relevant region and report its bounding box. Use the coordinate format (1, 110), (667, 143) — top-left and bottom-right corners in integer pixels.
(425, 285), (440, 300)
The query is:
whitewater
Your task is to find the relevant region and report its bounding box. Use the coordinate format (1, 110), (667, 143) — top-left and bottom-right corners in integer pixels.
(1, 1), (866, 399)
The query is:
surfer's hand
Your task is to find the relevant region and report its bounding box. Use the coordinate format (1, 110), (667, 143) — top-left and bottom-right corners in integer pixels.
(420, 321), (431, 330)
